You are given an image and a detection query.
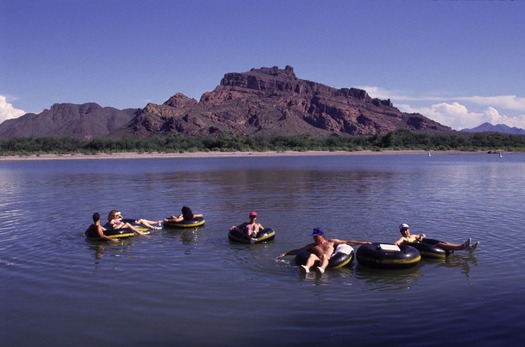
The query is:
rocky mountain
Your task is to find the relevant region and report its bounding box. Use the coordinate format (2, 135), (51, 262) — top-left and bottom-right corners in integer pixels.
(0, 65), (452, 139)
(461, 122), (525, 135)
(0, 103), (138, 139)
(118, 65), (451, 137)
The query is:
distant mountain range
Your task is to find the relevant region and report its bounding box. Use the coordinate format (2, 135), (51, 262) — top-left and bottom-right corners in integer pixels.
(0, 65), (453, 139)
(461, 122), (525, 135)
(0, 103), (138, 139)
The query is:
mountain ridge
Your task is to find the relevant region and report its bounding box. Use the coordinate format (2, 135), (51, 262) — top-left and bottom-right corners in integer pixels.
(1, 65), (452, 139)
(0, 103), (138, 139)
(461, 122), (525, 135)
(117, 65), (451, 137)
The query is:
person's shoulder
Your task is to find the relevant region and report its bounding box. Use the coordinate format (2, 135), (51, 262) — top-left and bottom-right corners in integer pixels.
(85, 224), (97, 236)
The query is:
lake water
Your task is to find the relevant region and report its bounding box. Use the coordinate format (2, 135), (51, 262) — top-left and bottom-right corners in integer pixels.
(1, 153), (524, 346)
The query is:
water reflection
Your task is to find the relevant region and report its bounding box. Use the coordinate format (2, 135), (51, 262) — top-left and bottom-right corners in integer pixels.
(1, 155), (524, 346)
(85, 239), (132, 268)
(162, 228), (205, 245)
(354, 264), (421, 290)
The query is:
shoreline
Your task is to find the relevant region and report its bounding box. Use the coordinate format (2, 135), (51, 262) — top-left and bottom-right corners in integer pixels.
(0, 149), (506, 161)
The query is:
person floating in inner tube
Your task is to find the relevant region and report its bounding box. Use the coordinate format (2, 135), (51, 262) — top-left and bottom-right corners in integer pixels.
(230, 211), (263, 241)
(85, 212), (118, 243)
(164, 206), (204, 223)
(277, 227), (371, 275)
(395, 223), (479, 253)
(112, 210), (161, 230)
(107, 210), (148, 235)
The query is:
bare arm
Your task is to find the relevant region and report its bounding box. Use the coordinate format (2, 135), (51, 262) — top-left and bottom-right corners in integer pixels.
(278, 243), (314, 258)
(231, 222), (248, 230)
(394, 236), (406, 245)
(97, 225), (118, 243)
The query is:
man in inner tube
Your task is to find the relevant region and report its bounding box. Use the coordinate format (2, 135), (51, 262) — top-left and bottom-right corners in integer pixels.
(278, 227), (371, 275)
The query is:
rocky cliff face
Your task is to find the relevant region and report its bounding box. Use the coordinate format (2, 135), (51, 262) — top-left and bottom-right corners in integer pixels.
(1, 66), (451, 139)
(121, 65), (450, 137)
(0, 103), (137, 139)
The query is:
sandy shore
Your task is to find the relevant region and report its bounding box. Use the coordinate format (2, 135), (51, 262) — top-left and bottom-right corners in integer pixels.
(0, 150), (498, 161)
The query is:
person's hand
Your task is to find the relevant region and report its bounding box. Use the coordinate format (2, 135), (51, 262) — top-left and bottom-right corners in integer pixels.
(110, 239), (119, 244)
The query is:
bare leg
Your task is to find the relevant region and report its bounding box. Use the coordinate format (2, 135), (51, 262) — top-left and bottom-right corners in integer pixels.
(319, 254), (330, 271)
(125, 223), (145, 235)
(436, 238), (470, 251)
(140, 218), (161, 226)
(305, 254), (321, 269)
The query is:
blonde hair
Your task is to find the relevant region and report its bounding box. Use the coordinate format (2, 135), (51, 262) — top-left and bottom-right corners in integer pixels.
(108, 209), (119, 222)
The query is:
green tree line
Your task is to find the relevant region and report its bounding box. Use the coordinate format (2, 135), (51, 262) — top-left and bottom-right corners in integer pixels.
(1, 129), (524, 156)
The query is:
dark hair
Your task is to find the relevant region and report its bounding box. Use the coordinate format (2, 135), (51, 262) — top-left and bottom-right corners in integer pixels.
(181, 206), (194, 221)
(92, 212), (101, 223)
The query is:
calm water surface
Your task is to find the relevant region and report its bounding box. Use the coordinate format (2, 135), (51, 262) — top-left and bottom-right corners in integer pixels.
(1, 153), (524, 346)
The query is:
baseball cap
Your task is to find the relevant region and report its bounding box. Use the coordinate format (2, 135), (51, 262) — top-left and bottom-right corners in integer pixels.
(249, 211), (257, 218)
(399, 223), (410, 231)
(312, 227), (325, 236)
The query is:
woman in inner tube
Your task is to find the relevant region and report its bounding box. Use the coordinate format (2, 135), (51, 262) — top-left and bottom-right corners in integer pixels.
(163, 206), (204, 223)
(395, 223), (479, 253)
(230, 211), (263, 240)
(107, 210), (148, 235)
(113, 210), (161, 230)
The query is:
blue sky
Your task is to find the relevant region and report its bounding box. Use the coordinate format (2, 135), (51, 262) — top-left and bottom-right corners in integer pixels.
(1, 0), (524, 130)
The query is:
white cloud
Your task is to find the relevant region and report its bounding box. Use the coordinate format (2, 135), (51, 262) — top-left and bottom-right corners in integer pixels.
(398, 102), (480, 130)
(0, 96), (26, 124)
(398, 102), (525, 130)
(458, 95), (525, 113)
(360, 86), (525, 130)
(482, 106), (525, 129)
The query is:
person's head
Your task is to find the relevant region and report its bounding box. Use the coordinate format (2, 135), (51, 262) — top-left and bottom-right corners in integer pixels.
(312, 227), (325, 242)
(108, 210), (119, 222)
(182, 206), (192, 214)
(399, 223), (410, 236)
(92, 212), (101, 223)
(249, 211), (257, 220)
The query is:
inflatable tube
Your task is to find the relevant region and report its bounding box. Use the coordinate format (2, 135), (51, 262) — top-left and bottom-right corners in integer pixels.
(85, 227), (135, 240)
(404, 238), (450, 259)
(163, 217), (205, 229)
(356, 243), (421, 269)
(228, 227), (276, 244)
(294, 244), (355, 269)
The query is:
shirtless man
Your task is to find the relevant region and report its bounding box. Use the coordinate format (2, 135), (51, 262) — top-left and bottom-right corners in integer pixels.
(278, 227), (371, 274)
(85, 212), (118, 243)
